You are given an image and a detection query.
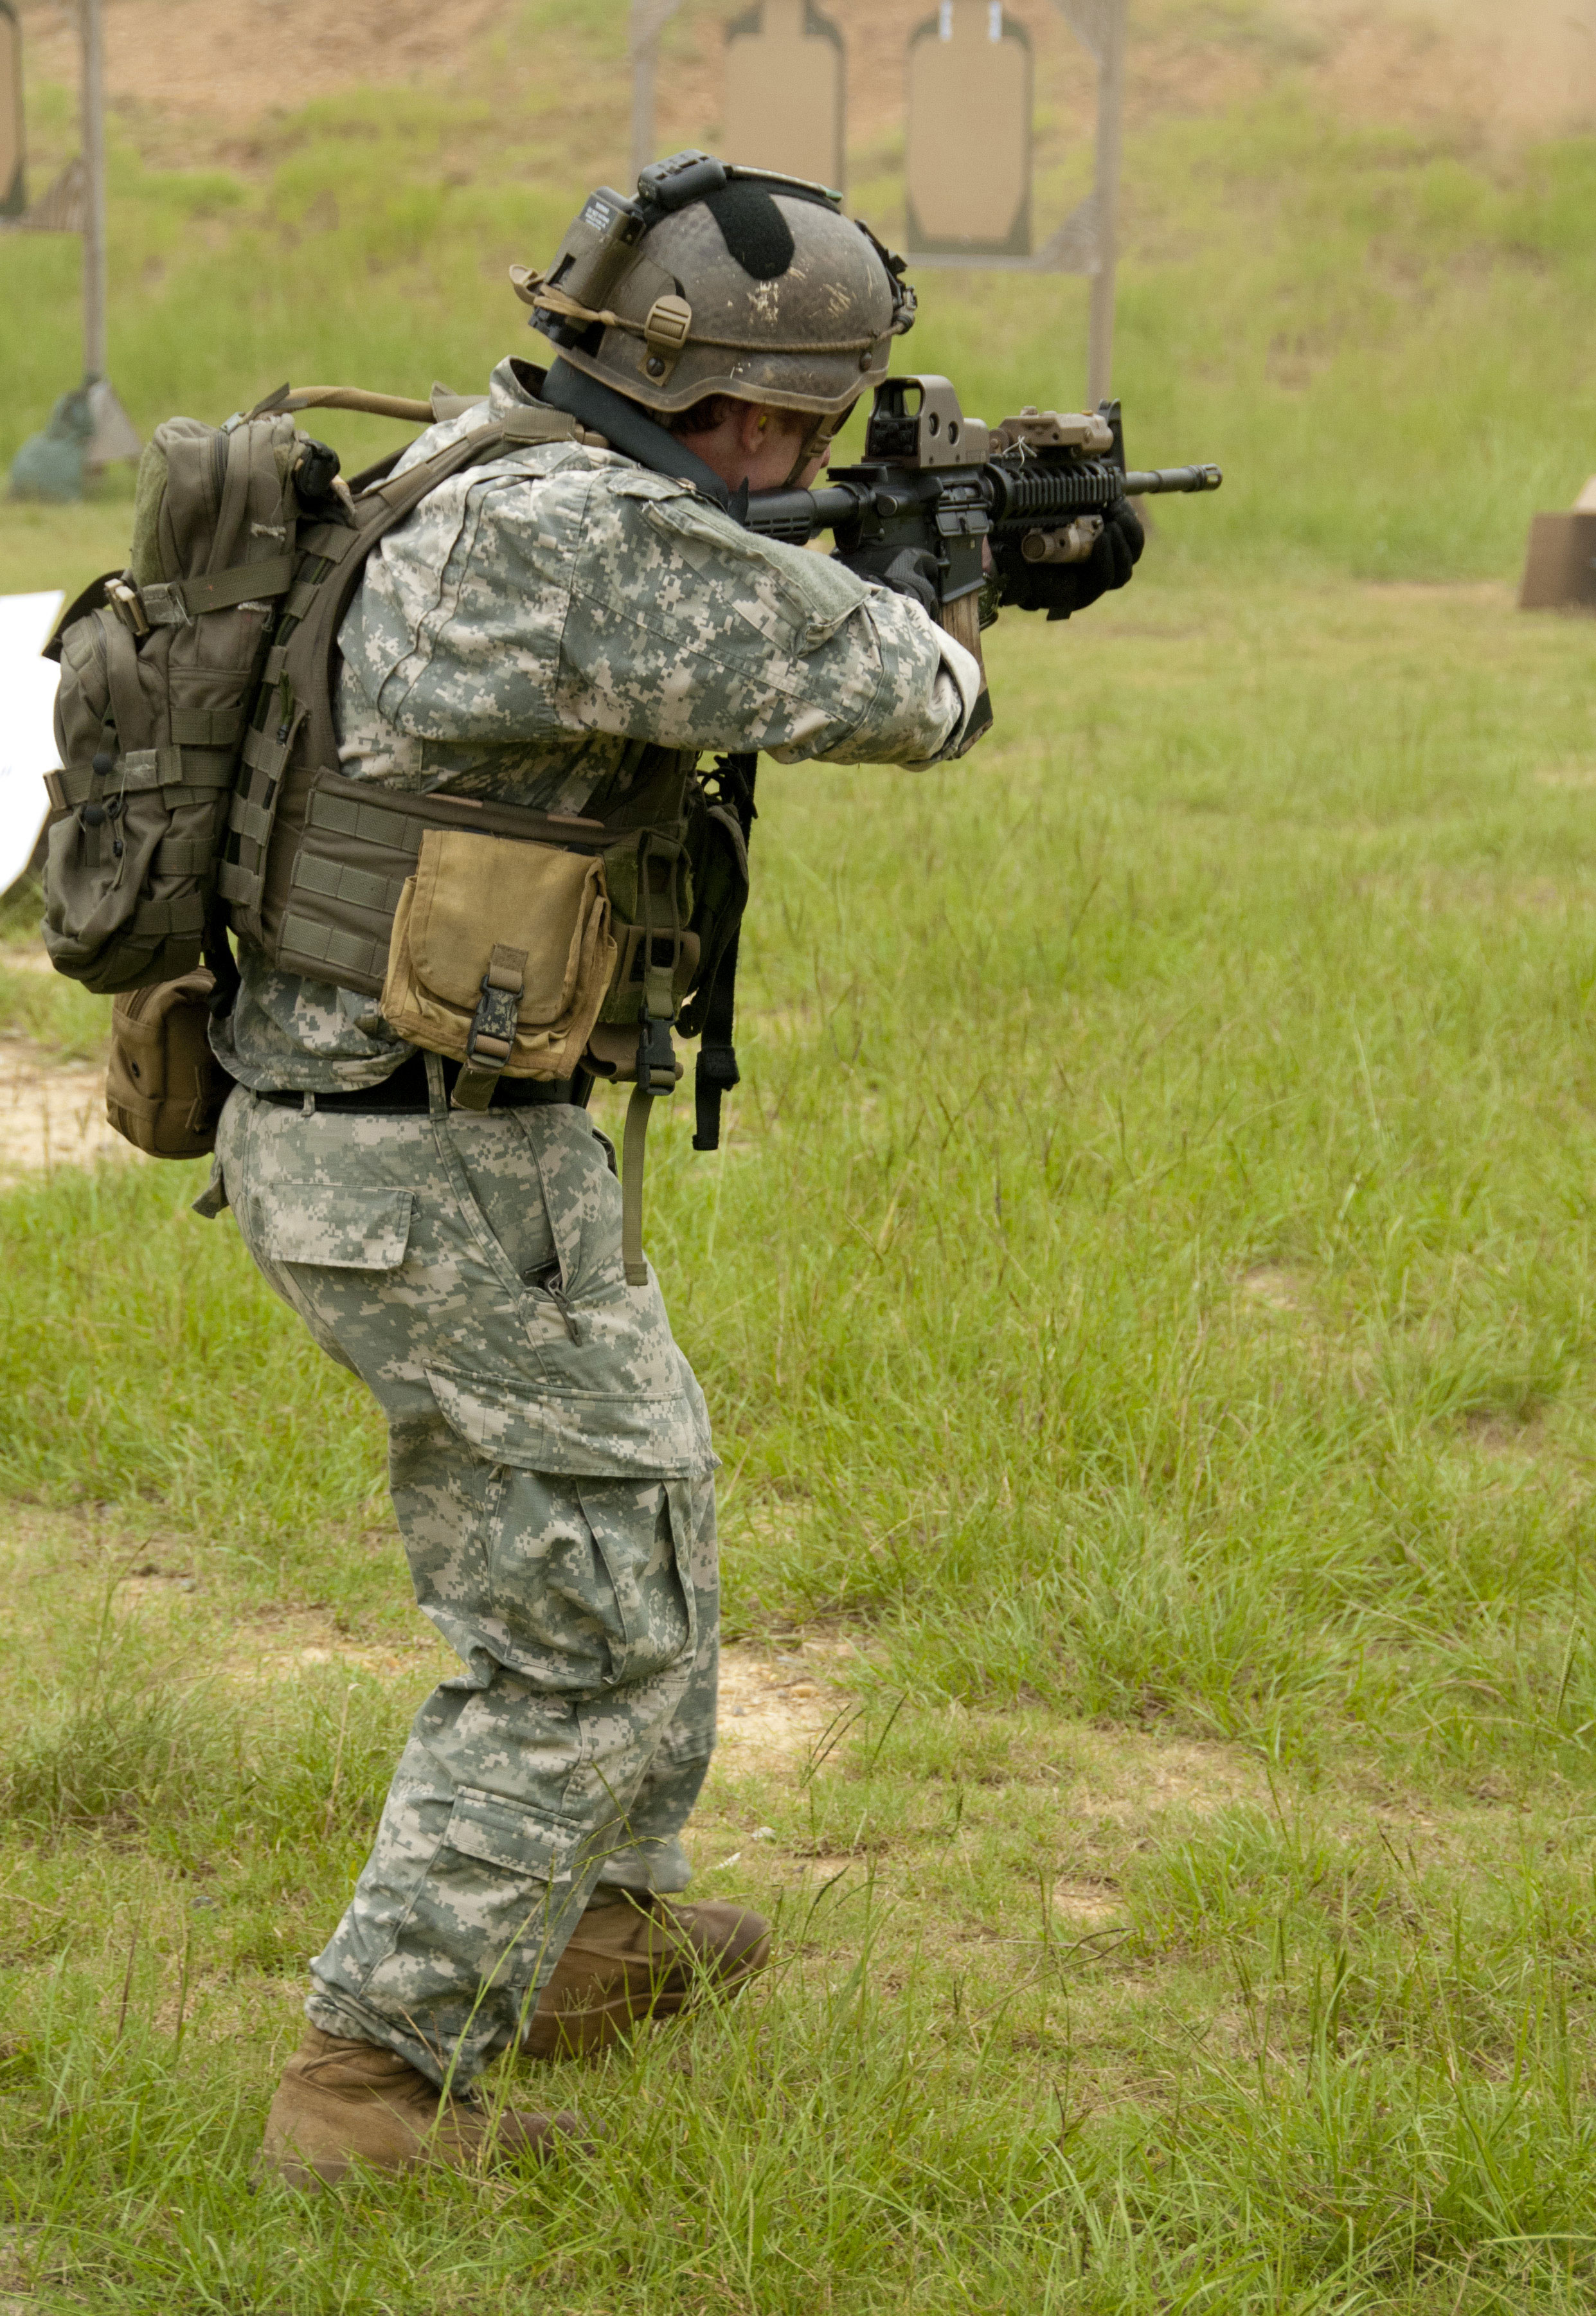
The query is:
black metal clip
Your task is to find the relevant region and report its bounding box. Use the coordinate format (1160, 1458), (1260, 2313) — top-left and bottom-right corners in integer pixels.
(635, 1008), (677, 1097)
(466, 974), (520, 1070)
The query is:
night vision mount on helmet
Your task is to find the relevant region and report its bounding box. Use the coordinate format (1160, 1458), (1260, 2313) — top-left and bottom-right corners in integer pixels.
(510, 149), (917, 420)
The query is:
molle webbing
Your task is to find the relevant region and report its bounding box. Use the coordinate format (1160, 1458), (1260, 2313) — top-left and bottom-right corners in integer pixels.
(219, 418), (523, 947)
(259, 768), (623, 998)
(219, 404), (629, 971)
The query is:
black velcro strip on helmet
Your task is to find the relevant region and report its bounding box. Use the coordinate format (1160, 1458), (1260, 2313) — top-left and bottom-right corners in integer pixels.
(703, 182), (794, 282)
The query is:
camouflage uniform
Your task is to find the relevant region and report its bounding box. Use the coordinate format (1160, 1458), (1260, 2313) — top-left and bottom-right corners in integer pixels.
(210, 356), (981, 2091)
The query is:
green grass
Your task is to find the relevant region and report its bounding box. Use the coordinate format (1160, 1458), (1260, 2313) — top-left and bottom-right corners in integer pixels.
(3, 570), (1596, 2307)
(7, 0), (1596, 2303)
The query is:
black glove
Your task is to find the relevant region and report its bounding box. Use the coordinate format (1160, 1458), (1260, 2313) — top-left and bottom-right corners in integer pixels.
(991, 498), (1144, 621)
(831, 543), (942, 618)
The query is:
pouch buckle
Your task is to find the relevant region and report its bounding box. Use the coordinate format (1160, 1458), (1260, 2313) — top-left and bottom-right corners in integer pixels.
(105, 577), (151, 639)
(454, 944), (526, 1111)
(465, 980), (519, 1068)
(635, 1007), (676, 1097)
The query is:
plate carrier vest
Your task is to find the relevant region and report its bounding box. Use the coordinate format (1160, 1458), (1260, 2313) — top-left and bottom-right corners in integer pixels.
(41, 384), (757, 1277)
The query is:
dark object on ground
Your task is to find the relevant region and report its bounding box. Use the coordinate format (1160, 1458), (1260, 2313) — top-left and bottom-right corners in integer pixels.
(1519, 503), (1596, 611)
(8, 381), (93, 502)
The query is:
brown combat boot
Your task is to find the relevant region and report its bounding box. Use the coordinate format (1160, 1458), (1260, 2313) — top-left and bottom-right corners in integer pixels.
(523, 1889), (771, 2060)
(260, 2027), (587, 2189)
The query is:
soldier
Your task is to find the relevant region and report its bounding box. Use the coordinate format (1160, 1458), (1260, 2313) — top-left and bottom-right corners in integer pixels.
(213, 156), (1140, 2187)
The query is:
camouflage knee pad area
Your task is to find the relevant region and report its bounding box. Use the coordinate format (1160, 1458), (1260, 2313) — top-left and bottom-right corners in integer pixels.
(213, 1085), (720, 2087)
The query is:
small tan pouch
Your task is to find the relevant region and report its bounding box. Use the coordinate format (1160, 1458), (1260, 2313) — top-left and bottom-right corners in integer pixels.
(106, 969), (231, 1160)
(379, 829), (617, 1100)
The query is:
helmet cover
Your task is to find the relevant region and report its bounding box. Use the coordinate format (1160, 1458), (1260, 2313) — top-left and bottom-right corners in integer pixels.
(514, 154), (917, 419)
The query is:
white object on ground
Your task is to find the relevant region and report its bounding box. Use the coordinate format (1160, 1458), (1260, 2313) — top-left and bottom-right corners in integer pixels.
(0, 591), (64, 897)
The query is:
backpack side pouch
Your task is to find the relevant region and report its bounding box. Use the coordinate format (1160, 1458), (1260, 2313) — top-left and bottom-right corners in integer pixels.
(42, 415), (301, 994)
(379, 829), (616, 1079)
(106, 970), (231, 1159)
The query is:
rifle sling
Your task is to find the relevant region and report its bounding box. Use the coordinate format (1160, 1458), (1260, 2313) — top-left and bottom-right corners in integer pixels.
(691, 751), (758, 1154)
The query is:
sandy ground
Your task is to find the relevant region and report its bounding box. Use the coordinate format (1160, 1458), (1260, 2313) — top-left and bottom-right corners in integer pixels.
(16, 0), (510, 129)
(0, 1031), (125, 1178)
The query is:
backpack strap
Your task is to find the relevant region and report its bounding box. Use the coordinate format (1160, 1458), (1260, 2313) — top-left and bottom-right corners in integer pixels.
(680, 753), (757, 1154)
(219, 421), (513, 943)
(130, 557), (296, 629)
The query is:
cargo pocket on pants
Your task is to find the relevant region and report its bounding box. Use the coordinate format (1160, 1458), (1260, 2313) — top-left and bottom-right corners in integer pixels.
(443, 1785), (582, 1889)
(577, 1478), (693, 1689)
(434, 1788), (586, 1970)
(242, 1186), (417, 1379)
(355, 1786), (587, 2012)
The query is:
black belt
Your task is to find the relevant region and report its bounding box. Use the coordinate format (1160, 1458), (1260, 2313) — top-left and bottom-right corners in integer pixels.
(257, 1052), (578, 1113)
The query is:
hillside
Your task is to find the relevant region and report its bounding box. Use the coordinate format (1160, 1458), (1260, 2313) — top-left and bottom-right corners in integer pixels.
(4, 0), (1596, 583)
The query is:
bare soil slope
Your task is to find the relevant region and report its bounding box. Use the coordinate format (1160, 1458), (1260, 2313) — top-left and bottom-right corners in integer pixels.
(15, 0), (1596, 169)
(17, 0), (508, 130)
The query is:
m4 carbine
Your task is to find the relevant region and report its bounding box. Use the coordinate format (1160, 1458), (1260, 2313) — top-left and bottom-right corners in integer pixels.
(744, 374), (1221, 670)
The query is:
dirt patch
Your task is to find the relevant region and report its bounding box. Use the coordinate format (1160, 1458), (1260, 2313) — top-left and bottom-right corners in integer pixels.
(0, 1034), (125, 1179)
(17, 0), (508, 130)
(1295, 0), (1596, 142)
(1356, 870), (1596, 914)
(1052, 1881), (1127, 1928)
(653, 0), (1596, 165)
(18, 0), (1596, 171)
(710, 1639), (860, 1772)
(1239, 1264), (1300, 1310)
(1063, 1726), (1269, 1825)
(1462, 1410), (1545, 1458)
(1359, 580), (1516, 606)
(221, 1608), (449, 1685)
(217, 1617), (858, 1769)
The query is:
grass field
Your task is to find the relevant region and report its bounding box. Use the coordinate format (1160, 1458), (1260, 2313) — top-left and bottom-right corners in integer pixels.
(8, 1), (1596, 2307)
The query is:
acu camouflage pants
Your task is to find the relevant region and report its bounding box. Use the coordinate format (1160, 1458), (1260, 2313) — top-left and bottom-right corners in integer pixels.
(214, 1058), (719, 2091)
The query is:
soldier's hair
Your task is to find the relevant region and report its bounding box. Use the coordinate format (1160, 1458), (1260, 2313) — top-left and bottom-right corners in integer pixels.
(667, 394), (809, 440)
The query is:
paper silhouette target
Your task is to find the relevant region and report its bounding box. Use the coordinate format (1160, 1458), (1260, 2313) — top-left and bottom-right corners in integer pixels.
(906, 2), (1033, 258)
(722, 0), (845, 192)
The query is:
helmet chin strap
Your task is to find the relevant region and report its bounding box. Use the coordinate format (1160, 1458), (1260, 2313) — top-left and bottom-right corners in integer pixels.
(540, 359), (733, 510)
(783, 400), (856, 487)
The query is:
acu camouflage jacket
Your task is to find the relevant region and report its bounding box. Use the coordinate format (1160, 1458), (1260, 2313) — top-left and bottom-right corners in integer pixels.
(215, 356), (985, 1091)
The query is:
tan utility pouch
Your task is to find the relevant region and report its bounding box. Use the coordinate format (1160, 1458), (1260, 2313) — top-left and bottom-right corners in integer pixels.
(106, 969), (231, 1160)
(379, 829), (616, 1107)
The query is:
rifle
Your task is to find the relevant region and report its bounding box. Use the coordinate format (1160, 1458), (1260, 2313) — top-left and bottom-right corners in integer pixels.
(743, 373), (1221, 683)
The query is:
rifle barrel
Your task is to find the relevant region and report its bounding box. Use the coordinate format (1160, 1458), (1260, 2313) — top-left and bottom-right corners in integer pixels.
(1123, 465), (1223, 495)
(743, 460), (1223, 545)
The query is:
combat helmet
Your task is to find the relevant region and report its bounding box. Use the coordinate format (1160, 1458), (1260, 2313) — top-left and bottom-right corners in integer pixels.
(511, 150), (916, 420)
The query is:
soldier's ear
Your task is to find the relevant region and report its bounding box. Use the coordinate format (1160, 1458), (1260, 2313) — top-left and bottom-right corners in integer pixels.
(734, 402), (769, 455)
